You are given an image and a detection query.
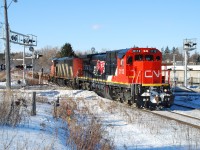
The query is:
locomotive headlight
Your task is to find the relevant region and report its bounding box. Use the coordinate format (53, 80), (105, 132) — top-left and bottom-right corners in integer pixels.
(164, 89), (167, 92)
(147, 89), (150, 92)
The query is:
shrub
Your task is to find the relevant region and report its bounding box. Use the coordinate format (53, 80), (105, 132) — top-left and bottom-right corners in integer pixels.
(55, 97), (115, 150)
(0, 91), (29, 127)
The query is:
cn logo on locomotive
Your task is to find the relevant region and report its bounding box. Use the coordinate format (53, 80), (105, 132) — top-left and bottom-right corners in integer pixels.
(93, 60), (105, 76)
(129, 70), (160, 78)
(144, 70), (160, 78)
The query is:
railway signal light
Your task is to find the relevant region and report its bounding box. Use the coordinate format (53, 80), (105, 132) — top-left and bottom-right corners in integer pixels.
(29, 46), (34, 52)
(23, 38), (28, 44)
(15, 65), (24, 70)
(184, 42), (197, 47)
(29, 39), (35, 43)
(26, 65), (33, 69)
(34, 53), (43, 59)
(11, 35), (18, 41)
(36, 54), (43, 59)
(16, 65), (32, 69)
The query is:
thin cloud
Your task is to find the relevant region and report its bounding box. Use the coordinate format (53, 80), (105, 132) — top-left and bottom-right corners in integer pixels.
(92, 24), (102, 30)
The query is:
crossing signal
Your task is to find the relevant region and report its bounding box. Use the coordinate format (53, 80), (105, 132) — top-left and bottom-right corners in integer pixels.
(16, 65), (32, 69)
(15, 65), (24, 70)
(26, 65), (33, 69)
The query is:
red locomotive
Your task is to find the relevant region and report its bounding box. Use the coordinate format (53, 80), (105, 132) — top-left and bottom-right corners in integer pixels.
(49, 47), (174, 110)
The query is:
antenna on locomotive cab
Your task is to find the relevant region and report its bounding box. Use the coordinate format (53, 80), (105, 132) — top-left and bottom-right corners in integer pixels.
(91, 47), (96, 54)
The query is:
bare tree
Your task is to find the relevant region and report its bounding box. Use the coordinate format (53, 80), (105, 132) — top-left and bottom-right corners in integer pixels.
(35, 46), (60, 73)
(189, 51), (199, 64)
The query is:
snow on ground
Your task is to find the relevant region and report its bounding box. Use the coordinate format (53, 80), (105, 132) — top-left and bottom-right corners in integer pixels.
(1, 82), (200, 149)
(0, 90), (69, 150)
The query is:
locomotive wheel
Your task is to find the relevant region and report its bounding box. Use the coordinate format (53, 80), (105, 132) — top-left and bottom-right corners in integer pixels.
(85, 82), (91, 90)
(166, 104), (172, 108)
(120, 98), (124, 103)
(72, 79), (78, 89)
(136, 101), (142, 109)
(136, 96), (143, 109)
(128, 100), (133, 106)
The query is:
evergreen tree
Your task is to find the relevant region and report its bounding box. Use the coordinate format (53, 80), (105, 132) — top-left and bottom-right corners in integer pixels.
(189, 51), (199, 64)
(172, 47), (176, 54)
(165, 46), (170, 54)
(59, 43), (76, 57)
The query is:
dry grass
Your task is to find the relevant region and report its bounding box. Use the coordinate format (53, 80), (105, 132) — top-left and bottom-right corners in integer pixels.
(26, 78), (40, 85)
(67, 117), (113, 150)
(0, 72), (6, 82)
(0, 91), (29, 127)
(56, 97), (115, 150)
(0, 91), (62, 150)
(83, 97), (200, 149)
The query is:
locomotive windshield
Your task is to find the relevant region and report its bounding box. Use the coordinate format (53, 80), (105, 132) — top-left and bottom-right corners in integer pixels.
(156, 56), (160, 61)
(135, 55), (143, 61)
(135, 55), (155, 61)
(127, 56), (133, 64)
(145, 55), (153, 61)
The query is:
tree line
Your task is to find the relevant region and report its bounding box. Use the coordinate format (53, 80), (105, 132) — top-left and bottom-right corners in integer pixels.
(161, 46), (200, 64)
(11, 43), (200, 73)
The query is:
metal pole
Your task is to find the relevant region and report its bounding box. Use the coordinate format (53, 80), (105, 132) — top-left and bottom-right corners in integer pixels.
(184, 50), (187, 87)
(23, 45), (25, 81)
(32, 53), (34, 79)
(31, 91), (36, 116)
(4, 0), (11, 89)
(173, 54), (176, 87)
(183, 38), (197, 87)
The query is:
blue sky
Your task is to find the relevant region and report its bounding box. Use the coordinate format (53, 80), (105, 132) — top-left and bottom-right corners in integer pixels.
(0, 0), (199, 53)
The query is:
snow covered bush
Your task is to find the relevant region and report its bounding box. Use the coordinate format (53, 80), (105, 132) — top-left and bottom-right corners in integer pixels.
(0, 91), (29, 127)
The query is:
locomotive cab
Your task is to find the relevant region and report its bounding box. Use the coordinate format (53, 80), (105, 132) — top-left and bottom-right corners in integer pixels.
(129, 48), (173, 109)
(111, 48), (174, 109)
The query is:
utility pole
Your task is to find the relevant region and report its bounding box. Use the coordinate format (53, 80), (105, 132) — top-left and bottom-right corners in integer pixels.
(173, 54), (176, 87)
(183, 39), (197, 87)
(4, 0), (11, 89)
(184, 49), (188, 87)
(22, 45), (25, 81)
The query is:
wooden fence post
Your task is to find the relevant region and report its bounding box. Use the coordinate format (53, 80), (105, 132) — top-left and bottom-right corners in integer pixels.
(31, 92), (36, 116)
(38, 72), (42, 85)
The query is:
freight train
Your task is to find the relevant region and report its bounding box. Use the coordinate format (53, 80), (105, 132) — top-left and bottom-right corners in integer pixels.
(49, 47), (174, 110)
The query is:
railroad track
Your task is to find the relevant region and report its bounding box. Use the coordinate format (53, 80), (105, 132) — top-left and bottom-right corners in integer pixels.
(120, 102), (200, 130)
(169, 103), (200, 120)
(148, 107), (200, 129)
(24, 83), (72, 90)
